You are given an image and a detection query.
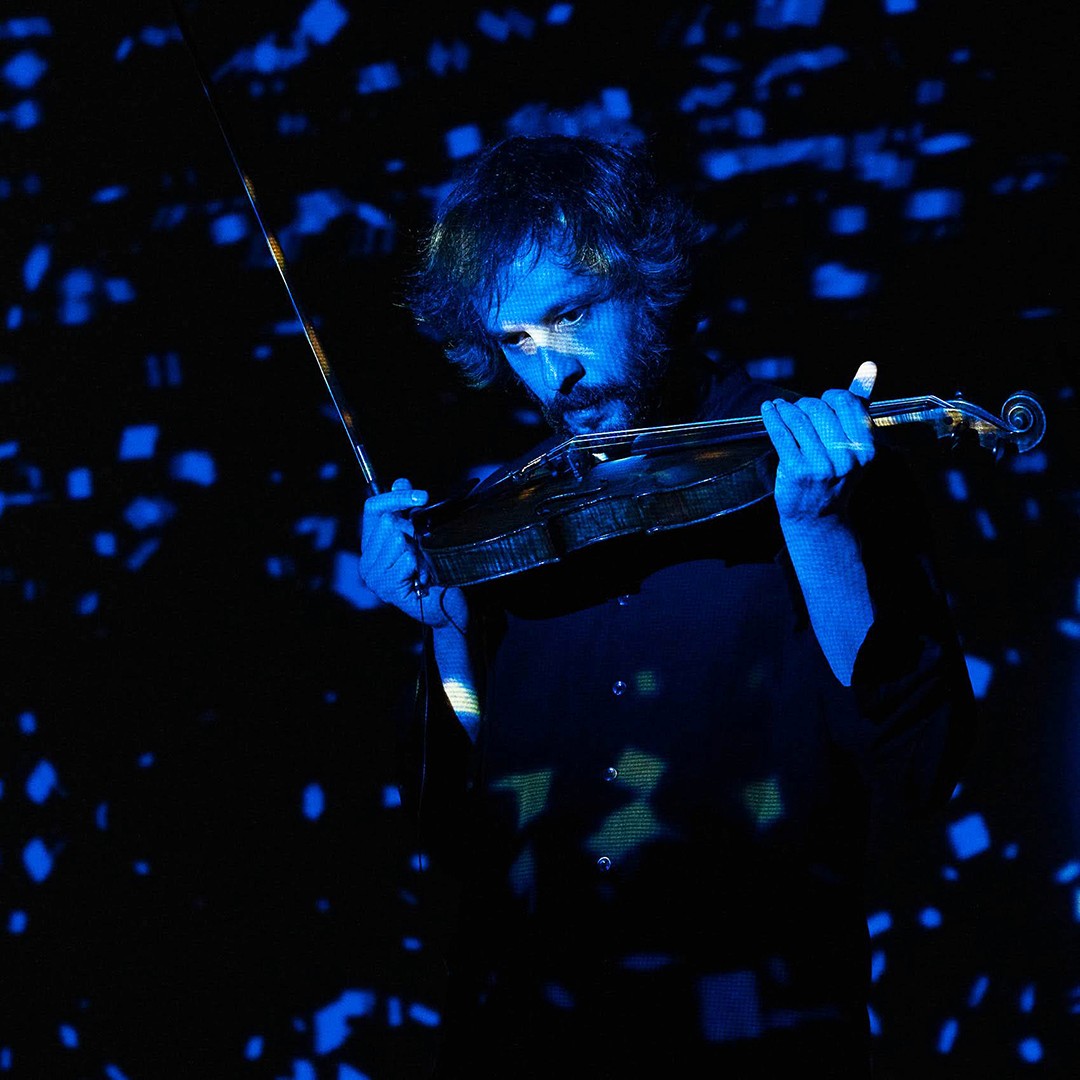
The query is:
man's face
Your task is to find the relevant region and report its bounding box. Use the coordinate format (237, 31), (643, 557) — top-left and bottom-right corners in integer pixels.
(480, 247), (663, 435)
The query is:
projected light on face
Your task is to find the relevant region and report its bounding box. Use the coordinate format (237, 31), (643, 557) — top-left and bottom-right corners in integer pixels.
(482, 247), (667, 435)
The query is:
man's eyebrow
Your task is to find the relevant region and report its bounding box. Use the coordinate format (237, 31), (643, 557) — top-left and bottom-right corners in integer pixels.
(496, 285), (605, 334)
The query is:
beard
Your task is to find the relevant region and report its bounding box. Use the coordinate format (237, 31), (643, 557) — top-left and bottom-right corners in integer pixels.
(535, 309), (670, 436)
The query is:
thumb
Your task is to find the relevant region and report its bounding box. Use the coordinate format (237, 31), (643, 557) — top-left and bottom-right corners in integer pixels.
(849, 361), (877, 400)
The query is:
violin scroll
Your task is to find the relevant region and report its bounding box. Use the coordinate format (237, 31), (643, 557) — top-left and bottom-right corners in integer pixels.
(1000, 391), (1046, 454)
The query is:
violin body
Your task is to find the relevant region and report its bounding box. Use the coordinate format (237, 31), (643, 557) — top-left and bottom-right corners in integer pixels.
(412, 391), (1046, 588)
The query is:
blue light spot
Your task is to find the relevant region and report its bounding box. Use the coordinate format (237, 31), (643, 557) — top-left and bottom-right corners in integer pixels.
(299, 0), (348, 45)
(733, 107), (764, 138)
(402, 936), (421, 952)
(906, 189), (963, 220)
(919, 133), (972, 155)
(115, 37), (133, 61)
(1055, 861), (1080, 884)
(25, 759), (57, 803)
(968, 974), (989, 1007)
(476, 11), (509, 40)
(867, 911), (892, 937)
(885, 0), (917, 12)
(267, 556), (285, 579)
(3, 50), (46, 89)
(1003, 843), (1019, 859)
(547, 3), (573, 23)
(357, 61), (400, 94)
(125, 539), (160, 572)
(302, 782), (325, 821)
(383, 785), (402, 808)
(24, 838), (53, 881)
(295, 515), (336, 550)
(830, 205), (866, 234)
(138, 752), (154, 767)
(1018, 1037), (1042, 1063)
(313, 989), (376, 1053)
(139, 26), (174, 47)
(104, 1066), (130, 1080)
(974, 508), (996, 540)
(118, 424), (158, 461)
(8, 911), (27, 934)
(1019, 984), (1036, 1012)
(319, 462), (338, 480)
(812, 262), (870, 299)
(67, 467), (92, 499)
(285, 1061), (316, 1080)
(19, 711), (36, 734)
(937, 1017), (958, 1053)
(92, 185), (127, 203)
(964, 654), (992, 699)
(211, 212), (247, 245)
(867, 1004), (881, 1036)
(124, 496), (171, 530)
(948, 813), (991, 860)
(104, 278), (135, 303)
(295, 189), (347, 234)
(916, 79), (944, 104)
(332, 551), (381, 609)
(919, 906), (943, 928)
(6, 306), (21, 330)
(244, 1035), (263, 1060)
(407, 1003), (440, 1028)
(945, 469), (968, 501)
(133, 860), (150, 875)
(22, 242), (49, 289)
(1058, 619), (1080, 640)
(338, 1065), (371, 1080)
(745, 357), (795, 380)
(59, 1025), (77, 1049)
(601, 87), (631, 120)
(96, 802), (108, 830)
(446, 124), (482, 160)
(0, 17), (53, 38)
(701, 149), (743, 180)
(170, 449), (217, 486)
(1009, 449), (1047, 474)
(870, 949), (885, 982)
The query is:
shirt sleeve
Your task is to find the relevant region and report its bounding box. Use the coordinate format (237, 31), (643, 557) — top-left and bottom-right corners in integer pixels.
(841, 446), (978, 826)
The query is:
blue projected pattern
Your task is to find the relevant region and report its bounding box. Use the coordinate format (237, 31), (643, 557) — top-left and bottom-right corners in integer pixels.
(1, 1), (1075, 1078)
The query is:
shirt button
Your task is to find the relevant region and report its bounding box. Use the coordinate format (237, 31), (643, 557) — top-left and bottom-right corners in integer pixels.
(596, 856), (613, 872)
(611, 679), (627, 697)
(604, 766), (619, 782)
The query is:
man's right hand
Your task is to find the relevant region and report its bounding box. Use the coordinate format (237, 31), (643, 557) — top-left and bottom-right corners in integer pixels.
(359, 477), (469, 632)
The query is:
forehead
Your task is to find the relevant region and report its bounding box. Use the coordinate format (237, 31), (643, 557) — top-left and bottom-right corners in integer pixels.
(482, 247), (603, 332)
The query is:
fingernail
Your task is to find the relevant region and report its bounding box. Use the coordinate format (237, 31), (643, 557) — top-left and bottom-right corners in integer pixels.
(410, 492), (426, 503)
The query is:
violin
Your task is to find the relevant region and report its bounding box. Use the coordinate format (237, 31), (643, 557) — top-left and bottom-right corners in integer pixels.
(412, 391), (1046, 588)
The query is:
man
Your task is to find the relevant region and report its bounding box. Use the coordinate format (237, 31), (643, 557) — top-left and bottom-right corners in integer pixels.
(360, 135), (975, 1077)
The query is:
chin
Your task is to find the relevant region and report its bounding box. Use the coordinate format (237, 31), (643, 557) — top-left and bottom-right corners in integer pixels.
(559, 400), (634, 436)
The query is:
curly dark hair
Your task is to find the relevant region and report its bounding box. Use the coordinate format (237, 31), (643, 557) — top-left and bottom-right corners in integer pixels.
(406, 134), (704, 388)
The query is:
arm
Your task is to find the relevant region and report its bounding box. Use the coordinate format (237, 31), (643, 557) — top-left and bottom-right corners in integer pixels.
(359, 478), (479, 738)
(761, 362), (878, 685)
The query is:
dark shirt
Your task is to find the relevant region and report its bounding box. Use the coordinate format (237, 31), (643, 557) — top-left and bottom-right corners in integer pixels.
(410, 362), (976, 1079)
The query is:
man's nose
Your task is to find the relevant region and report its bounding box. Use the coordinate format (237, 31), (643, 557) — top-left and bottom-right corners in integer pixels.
(536, 341), (585, 396)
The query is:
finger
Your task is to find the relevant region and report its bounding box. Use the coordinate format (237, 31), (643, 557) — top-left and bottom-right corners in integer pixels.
(361, 487), (427, 547)
(822, 388), (875, 467)
(772, 399), (836, 476)
(761, 399), (802, 461)
(848, 361), (877, 400)
(792, 398), (855, 475)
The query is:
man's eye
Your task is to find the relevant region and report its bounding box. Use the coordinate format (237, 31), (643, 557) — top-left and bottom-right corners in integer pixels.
(555, 306), (587, 328)
(502, 332), (529, 350)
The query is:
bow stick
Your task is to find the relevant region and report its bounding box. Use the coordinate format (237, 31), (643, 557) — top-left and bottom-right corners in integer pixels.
(169, 0), (382, 497)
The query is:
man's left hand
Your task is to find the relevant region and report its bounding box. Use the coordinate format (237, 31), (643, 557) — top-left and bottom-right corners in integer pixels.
(761, 361), (877, 522)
